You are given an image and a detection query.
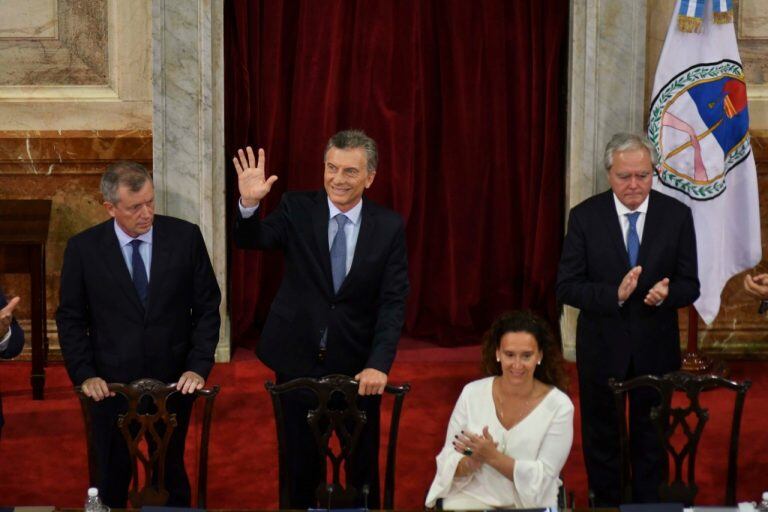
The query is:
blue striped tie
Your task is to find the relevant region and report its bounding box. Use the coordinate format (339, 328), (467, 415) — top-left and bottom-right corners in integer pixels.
(130, 239), (149, 307)
(626, 212), (640, 267)
(330, 215), (349, 293)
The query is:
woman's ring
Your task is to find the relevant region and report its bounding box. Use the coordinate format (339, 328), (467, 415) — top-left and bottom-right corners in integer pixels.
(463, 448), (473, 456)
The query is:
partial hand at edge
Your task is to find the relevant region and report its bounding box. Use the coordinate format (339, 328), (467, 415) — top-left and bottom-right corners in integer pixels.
(0, 296), (20, 338)
(233, 146), (278, 208)
(354, 368), (387, 395)
(744, 273), (768, 300)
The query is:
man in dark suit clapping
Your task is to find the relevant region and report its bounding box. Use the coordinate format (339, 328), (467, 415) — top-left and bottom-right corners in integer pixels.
(56, 161), (221, 507)
(233, 130), (409, 508)
(557, 133), (700, 506)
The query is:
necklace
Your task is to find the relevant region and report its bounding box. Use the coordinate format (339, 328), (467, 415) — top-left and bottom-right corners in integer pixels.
(493, 377), (536, 426)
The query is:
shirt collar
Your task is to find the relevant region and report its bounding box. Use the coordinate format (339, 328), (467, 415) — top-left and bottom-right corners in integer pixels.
(327, 197), (363, 226)
(613, 193), (649, 217)
(113, 220), (153, 247)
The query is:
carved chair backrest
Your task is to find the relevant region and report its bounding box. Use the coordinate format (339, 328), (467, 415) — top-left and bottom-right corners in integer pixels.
(608, 371), (750, 506)
(76, 378), (219, 508)
(265, 374), (410, 509)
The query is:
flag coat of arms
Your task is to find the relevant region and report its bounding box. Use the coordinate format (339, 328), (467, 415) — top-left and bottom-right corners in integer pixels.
(648, 0), (761, 324)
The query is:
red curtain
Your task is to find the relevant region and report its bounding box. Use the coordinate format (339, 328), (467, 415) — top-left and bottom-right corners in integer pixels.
(225, 0), (569, 345)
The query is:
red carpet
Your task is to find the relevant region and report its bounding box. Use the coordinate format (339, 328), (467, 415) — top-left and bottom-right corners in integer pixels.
(0, 341), (765, 508)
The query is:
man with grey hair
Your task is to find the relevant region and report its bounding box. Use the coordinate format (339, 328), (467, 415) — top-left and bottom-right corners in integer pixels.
(233, 129), (409, 508)
(57, 161), (221, 507)
(556, 133), (699, 505)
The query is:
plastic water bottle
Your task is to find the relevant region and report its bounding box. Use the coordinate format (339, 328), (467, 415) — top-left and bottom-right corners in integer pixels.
(84, 487), (109, 512)
(757, 491), (768, 512)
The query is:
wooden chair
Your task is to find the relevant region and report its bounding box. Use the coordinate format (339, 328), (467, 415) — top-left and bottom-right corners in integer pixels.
(265, 374), (410, 509)
(608, 371), (751, 506)
(75, 378), (219, 508)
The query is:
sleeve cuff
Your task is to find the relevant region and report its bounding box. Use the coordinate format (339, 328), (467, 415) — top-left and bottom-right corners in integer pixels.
(512, 460), (551, 504)
(238, 198), (259, 218)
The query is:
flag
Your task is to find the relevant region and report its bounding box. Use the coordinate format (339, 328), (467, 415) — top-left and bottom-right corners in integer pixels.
(648, 0), (761, 324)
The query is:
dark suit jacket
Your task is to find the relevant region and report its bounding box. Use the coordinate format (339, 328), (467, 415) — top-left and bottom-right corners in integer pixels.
(0, 290), (24, 429)
(234, 190), (409, 377)
(556, 190), (700, 382)
(56, 215), (221, 387)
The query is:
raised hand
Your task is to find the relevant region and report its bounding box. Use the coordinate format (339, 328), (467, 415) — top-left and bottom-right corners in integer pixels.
(618, 266), (642, 302)
(233, 146), (278, 207)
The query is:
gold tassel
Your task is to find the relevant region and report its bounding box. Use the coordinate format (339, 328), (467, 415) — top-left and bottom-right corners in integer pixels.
(713, 10), (733, 24)
(678, 15), (702, 33)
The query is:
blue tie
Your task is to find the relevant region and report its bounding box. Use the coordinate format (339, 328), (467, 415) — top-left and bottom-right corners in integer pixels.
(330, 214), (349, 293)
(130, 239), (149, 307)
(626, 212), (640, 267)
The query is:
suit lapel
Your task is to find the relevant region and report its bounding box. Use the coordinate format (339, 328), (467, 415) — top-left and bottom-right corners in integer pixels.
(637, 191), (659, 267)
(146, 217), (171, 316)
(100, 221), (144, 314)
(311, 192), (334, 293)
(601, 191), (631, 269)
(337, 199), (375, 296)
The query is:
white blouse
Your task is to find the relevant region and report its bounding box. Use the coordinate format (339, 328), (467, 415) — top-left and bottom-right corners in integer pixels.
(425, 377), (574, 509)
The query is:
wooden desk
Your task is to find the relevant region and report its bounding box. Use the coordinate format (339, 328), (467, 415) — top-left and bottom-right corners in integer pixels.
(0, 199), (52, 400)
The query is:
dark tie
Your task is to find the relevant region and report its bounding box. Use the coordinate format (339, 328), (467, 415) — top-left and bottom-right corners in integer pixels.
(626, 212), (640, 267)
(330, 214), (349, 293)
(130, 239), (149, 307)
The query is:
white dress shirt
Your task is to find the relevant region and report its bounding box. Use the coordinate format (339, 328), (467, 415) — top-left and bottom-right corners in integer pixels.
(114, 221), (153, 280)
(613, 193), (649, 248)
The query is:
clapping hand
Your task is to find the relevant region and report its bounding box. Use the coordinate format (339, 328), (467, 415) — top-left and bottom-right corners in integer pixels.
(644, 277), (669, 306)
(744, 273), (768, 300)
(618, 266), (642, 302)
(232, 146), (279, 208)
(453, 426), (498, 464)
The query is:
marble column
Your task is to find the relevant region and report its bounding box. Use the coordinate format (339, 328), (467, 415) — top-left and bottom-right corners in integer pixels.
(152, 0), (229, 361)
(561, 0), (648, 360)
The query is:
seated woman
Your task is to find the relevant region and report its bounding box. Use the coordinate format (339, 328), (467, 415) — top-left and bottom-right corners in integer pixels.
(425, 311), (574, 510)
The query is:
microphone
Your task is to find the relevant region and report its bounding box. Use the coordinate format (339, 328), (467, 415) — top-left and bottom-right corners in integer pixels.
(326, 484), (334, 512)
(361, 484), (370, 511)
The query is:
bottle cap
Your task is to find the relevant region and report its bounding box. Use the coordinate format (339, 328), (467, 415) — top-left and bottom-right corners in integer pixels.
(88, 487), (98, 497)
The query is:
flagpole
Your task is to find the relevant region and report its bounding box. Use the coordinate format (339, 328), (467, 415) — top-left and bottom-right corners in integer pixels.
(681, 306), (711, 372)
(681, 305), (728, 375)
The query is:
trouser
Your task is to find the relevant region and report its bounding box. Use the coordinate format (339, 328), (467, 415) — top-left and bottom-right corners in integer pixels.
(89, 392), (195, 508)
(578, 360), (666, 507)
(276, 373), (381, 509)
